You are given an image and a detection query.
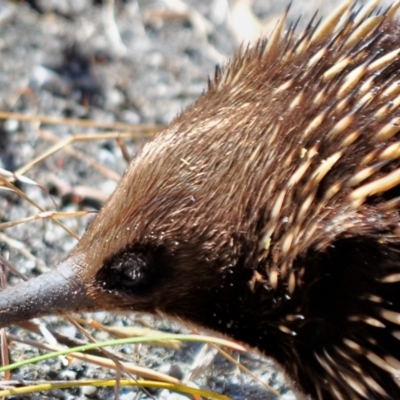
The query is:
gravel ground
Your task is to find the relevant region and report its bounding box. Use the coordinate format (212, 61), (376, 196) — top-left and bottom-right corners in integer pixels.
(0, 0), (386, 399)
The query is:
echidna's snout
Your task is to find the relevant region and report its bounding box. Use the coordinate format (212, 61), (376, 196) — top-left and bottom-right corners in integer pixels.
(0, 254), (95, 328)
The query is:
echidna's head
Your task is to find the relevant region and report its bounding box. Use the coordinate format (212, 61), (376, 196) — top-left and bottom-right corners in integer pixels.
(2, 1), (400, 399)
(68, 116), (279, 339)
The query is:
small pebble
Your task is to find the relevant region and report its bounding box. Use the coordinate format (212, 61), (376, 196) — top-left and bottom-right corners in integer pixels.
(3, 119), (19, 132)
(120, 392), (136, 400)
(169, 363), (184, 380)
(81, 385), (97, 396)
(159, 389), (188, 400)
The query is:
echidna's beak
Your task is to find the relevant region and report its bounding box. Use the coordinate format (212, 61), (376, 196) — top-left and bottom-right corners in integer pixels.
(0, 255), (95, 328)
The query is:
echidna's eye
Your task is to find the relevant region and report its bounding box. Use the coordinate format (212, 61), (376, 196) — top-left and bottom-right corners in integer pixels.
(112, 252), (147, 287)
(97, 249), (156, 293)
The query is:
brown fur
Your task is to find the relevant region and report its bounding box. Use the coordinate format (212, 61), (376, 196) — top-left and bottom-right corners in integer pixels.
(2, 2), (400, 399)
(77, 8), (400, 398)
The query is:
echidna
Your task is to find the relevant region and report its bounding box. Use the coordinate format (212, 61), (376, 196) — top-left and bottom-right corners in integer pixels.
(2, 0), (400, 398)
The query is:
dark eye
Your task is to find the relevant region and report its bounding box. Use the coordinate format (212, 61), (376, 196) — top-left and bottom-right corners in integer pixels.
(97, 250), (155, 293)
(113, 253), (147, 287)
